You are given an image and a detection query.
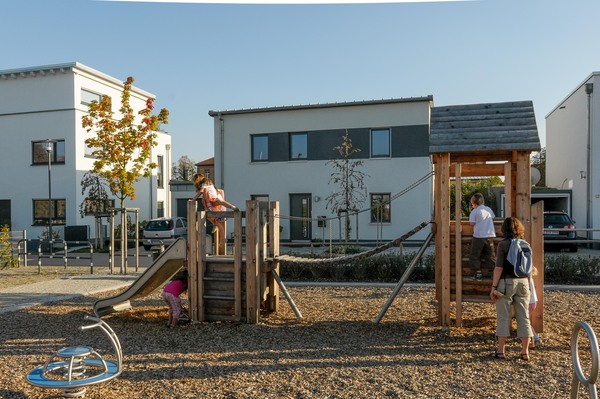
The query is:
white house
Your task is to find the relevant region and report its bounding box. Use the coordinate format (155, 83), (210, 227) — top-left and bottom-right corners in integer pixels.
(209, 97), (434, 243)
(0, 62), (172, 241)
(546, 72), (599, 240)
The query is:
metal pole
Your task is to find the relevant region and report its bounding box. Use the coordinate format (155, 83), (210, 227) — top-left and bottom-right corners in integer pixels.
(46, 141), (53, 253)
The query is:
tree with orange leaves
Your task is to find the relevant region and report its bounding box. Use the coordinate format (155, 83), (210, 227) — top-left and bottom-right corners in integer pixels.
(82, 76), (169, 209)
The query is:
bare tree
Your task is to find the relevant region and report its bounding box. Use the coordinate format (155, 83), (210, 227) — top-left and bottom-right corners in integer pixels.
(325, 130), (368, 242)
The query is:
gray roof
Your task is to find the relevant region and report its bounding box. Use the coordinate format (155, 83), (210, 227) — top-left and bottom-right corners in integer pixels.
(430, 100), (541, 154)
(209, 95), (433, 116)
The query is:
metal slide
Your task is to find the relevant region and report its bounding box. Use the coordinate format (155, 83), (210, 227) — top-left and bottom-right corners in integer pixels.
(93, 238), (187, 317)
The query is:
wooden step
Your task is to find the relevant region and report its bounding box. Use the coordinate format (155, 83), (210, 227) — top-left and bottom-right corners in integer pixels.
(203, 294), (235, 301)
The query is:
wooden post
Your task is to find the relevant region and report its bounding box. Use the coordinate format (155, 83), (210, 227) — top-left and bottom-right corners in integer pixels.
(504, 162), (512, 218)
(198, 210), (206, 322)
(245, 200), (260, 323)
(454, 163), (463, 327)
(434, 153), (452, 326)
(515, 151), (531, 233)
(530, 202), (544, 333)
(233, 208), (242, 321)
(267, 201), (280, 312)
(187, 200), (200, 323)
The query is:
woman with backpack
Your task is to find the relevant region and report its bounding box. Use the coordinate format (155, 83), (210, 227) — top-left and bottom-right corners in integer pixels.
(490, 217), (534, 361)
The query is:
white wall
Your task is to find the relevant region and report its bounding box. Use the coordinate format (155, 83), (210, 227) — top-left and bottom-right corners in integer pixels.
(546, 72), (600, 239)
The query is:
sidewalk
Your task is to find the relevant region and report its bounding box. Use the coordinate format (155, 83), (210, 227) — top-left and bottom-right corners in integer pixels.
(0, 251), (152, 315)
(0, 270), (141, 315)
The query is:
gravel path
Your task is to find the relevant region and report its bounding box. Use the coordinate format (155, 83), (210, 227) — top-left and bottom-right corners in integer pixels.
(1, 286), (599, 399)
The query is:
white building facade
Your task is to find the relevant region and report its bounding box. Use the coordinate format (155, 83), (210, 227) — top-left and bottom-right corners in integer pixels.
(546, 72), (600, 240)
(0, 62), (172, 241)
(209, 97), (434, 243)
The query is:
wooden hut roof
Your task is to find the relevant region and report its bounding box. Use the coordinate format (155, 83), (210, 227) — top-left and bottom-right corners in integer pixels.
(429, 100), (541, 155)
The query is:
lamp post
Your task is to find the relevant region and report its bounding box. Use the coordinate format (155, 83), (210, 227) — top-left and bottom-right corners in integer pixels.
(45, 140), (53, 249)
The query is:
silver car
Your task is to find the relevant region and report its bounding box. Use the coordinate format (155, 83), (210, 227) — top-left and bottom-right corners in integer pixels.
(142, 217), (187, 250)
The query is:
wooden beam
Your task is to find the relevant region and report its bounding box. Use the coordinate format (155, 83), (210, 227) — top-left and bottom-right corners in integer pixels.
(233, 209), (243, 321)
(267, 201), (280, 312)
(530, 202), (544, 333)
(187, 200), (199, 323)
(504, 162), (512, 218)
(454, 164), (463, 327)
(438, 153), (452, 326)
(449, 163), (506, 177)
(245, 200), (260, 324)
(515, 151), (531, 233)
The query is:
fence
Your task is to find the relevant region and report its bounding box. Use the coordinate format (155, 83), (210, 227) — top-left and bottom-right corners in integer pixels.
(37, 239), (95, 273)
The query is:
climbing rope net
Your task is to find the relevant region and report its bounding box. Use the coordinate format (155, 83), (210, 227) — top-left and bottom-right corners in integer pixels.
(274, 220), (431, 266)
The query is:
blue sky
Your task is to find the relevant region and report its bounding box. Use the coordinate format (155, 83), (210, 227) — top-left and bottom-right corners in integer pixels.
(3, 0), (600, 164)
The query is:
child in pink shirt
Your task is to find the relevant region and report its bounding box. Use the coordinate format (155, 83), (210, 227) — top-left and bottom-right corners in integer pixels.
(162, 269), (188, 328)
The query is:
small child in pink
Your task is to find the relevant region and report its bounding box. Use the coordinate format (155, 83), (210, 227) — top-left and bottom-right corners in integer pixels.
(162, 270), (188, 328)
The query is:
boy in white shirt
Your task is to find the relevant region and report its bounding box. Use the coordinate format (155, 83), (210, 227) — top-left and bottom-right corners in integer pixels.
(469, 193), (496, 280)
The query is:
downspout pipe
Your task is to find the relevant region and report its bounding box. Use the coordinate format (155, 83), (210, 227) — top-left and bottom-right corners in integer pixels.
(219, 113), (224, 190)
(585, 83), (593, 242)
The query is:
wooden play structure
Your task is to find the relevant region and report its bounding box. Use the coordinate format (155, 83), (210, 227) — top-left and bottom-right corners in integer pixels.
(430, 100), (543, 330)
(187, 200), (294, 323)
(186, 199), (430, 324)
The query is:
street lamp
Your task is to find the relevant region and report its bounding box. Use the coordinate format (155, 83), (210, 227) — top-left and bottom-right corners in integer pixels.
(45, 140), (53, 248)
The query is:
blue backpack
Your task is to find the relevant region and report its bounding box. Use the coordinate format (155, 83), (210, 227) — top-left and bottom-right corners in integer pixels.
(507, 238), (533, 278)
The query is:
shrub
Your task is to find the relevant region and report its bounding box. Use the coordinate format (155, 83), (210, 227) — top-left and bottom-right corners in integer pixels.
(0, 225), (18, 269)
(279, 249), (598, 285)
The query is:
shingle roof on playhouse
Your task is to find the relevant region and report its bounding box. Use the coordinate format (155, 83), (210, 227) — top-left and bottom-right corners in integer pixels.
(430, 100), (541, 155)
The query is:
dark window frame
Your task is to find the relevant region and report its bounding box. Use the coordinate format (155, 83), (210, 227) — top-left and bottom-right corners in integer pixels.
(251, 134), (269, 162)
(289, 132), (308, 160)
(32, 140), (66, 165)
(33, 198), (67, 226)
(157, 155), (164, 188)
(370, 128), (391, 158)
(370, 193), (391, 223)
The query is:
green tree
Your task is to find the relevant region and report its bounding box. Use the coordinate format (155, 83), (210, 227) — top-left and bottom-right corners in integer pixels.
(450, 177), (503, 219)
(172, 155), (196, 181)
(81, 76), (169, 209)
(325, 130), (369, 242)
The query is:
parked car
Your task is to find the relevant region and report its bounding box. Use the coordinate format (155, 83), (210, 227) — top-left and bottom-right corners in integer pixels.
(142, 217), (187, 251)
(543, 211), (577, 252)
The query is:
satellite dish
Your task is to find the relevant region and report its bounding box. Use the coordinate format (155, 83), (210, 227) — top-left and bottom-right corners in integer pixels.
(531, 167), (541, 185)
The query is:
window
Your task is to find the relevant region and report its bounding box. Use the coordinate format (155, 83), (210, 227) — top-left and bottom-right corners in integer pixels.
(201, 168), (211, 179)
(32, 140), (65, 164)
(82, 198), (114, 216)
(33, 199), (66, 226)
(157, 155), (164, 188)
(81, 89), (102, 106)
(371, 128), (390, 158)
(157, 201), (164, 218)
(371, 193), (391, 223)
(252, 135), (268, 162)
(290, 133), (307, 160)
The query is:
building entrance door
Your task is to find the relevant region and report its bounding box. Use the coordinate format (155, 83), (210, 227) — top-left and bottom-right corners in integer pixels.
(290, 194), (311, 242)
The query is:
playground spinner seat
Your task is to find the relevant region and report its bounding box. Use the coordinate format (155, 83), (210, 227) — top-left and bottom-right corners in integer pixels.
(26, 315), (123, 398)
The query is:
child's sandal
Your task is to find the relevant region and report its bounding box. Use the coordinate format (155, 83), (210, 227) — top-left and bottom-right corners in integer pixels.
(493, 351), (506, 359)
(520, 353), (530, 361)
